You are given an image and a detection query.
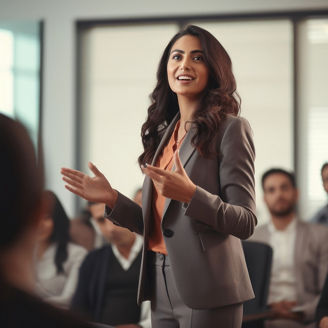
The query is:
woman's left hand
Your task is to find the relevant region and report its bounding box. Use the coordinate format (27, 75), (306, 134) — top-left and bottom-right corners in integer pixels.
(142, 151), (196, 203)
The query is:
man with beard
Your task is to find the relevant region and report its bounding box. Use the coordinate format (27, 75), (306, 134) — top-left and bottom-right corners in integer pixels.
(250, 168), (328, 328)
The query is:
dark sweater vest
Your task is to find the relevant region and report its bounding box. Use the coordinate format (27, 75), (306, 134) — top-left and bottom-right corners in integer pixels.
(99, 250), (142, 325)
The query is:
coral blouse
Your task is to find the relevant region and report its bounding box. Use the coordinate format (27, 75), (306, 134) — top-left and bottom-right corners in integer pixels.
(148, 120), (187, 255)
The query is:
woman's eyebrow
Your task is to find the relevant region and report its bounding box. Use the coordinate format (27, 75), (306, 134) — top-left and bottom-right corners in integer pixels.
(170, 49), (204, 54)
(171, 49), (184, 54)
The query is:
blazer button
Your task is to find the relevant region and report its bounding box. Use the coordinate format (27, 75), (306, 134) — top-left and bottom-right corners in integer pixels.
(163, 229), (174, 238)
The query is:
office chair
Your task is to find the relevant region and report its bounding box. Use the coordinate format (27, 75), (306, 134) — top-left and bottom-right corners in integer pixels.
(242, 240), (273, 328)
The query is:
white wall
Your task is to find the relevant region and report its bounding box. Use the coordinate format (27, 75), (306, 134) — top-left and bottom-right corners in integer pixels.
(1, 0), (328, 216)
(80, 24), (179, 207)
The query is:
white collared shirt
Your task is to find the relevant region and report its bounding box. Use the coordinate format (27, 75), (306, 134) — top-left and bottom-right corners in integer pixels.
(35, 242), (87, 309)
(112, 235), (151, 328)
(112, 234), (143, 271)
(267, 218), (297, 303)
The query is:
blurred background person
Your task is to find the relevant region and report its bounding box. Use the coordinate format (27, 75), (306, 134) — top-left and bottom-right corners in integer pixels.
(0, 113), (97, 328)
(70, 200), (107, 251)
(36, 190), (87, 309)
(250, 168), (328, 328)
(71, 189), (150, 328)
(311, 162), (328, 224)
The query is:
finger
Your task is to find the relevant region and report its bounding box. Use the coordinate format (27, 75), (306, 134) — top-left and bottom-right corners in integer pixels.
(61, 171), (84, 184)
(61, 168), (85, 179)
(143, 167), (164, 183)
(64, 185), (86, 199)
(173, 151), (184, 173)
(88, 162), (103, 177)
(143, 164), (170, 177)
(62, 176), (83, 190)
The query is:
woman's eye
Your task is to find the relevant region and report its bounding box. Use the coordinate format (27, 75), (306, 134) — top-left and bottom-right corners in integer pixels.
(172, 54), (181, 60)
(193, 55), (203, 61)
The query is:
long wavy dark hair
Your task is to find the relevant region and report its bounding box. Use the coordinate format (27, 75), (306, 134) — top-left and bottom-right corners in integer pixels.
(138, 25), (240, 165)
(45, 191), (70, 274)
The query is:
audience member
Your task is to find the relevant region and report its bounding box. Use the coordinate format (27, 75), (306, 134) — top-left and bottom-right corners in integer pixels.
(36, 190), (87, 308)
(250, 168), (328, 328)
(311, 162), (328, 224)
(71, 189), (151, 328)
(0, 113), (97, 328)
(70, 201), (107, 251)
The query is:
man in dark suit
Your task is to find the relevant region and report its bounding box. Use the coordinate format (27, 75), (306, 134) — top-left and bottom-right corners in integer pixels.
(250, 168), (328, 328)
(71, 191), (150, 328)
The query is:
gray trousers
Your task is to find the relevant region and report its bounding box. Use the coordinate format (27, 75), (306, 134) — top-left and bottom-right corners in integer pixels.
(149, 252), (243, 328)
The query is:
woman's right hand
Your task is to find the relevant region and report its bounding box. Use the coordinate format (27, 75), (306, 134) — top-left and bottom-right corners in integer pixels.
(61, 162), (118, 208)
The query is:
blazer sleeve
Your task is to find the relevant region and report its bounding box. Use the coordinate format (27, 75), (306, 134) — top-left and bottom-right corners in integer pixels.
(105, 192), (144, 235)
(185, 116), (257, 239)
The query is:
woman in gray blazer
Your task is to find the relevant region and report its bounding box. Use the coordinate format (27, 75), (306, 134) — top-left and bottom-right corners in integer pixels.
(62, 25), (257, 328)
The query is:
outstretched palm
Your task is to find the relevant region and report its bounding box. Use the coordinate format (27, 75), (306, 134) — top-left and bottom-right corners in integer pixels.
(61, 162), (115, 205)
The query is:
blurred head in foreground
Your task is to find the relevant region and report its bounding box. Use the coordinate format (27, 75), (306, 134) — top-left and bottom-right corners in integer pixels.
(0, 113), (45, 290)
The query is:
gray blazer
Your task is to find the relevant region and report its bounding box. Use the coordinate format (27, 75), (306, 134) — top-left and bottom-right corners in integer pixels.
(106, 114), (257, 309)
(250, 220), (328, 321)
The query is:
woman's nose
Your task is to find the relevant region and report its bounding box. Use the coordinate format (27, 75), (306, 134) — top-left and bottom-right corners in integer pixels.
(179, 57), (191, 71)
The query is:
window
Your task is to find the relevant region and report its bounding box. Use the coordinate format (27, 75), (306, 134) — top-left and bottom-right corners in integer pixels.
(0, 29), (14, 116)
(0, 21), (41, 148)
(298, 19), (328, 219)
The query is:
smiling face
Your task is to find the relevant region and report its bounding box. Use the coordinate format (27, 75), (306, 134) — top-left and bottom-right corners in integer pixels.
(167, 35), (209, 101)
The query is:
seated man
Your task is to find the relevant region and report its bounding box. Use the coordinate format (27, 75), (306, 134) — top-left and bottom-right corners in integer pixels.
(71, 189), (150, 328)
(311, 162), (328, 224)
(250, 168), (328, 328)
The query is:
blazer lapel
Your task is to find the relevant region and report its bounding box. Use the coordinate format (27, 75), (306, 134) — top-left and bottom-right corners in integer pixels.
(142, 114), (180, 228)
(173, 125), (197, 170)
(294, 220), (305, 296)
(162, 124), (197, 220)
(151, 114), (180, 166)
(294, 220), (305, 266)
(142, 114), (198, 223)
